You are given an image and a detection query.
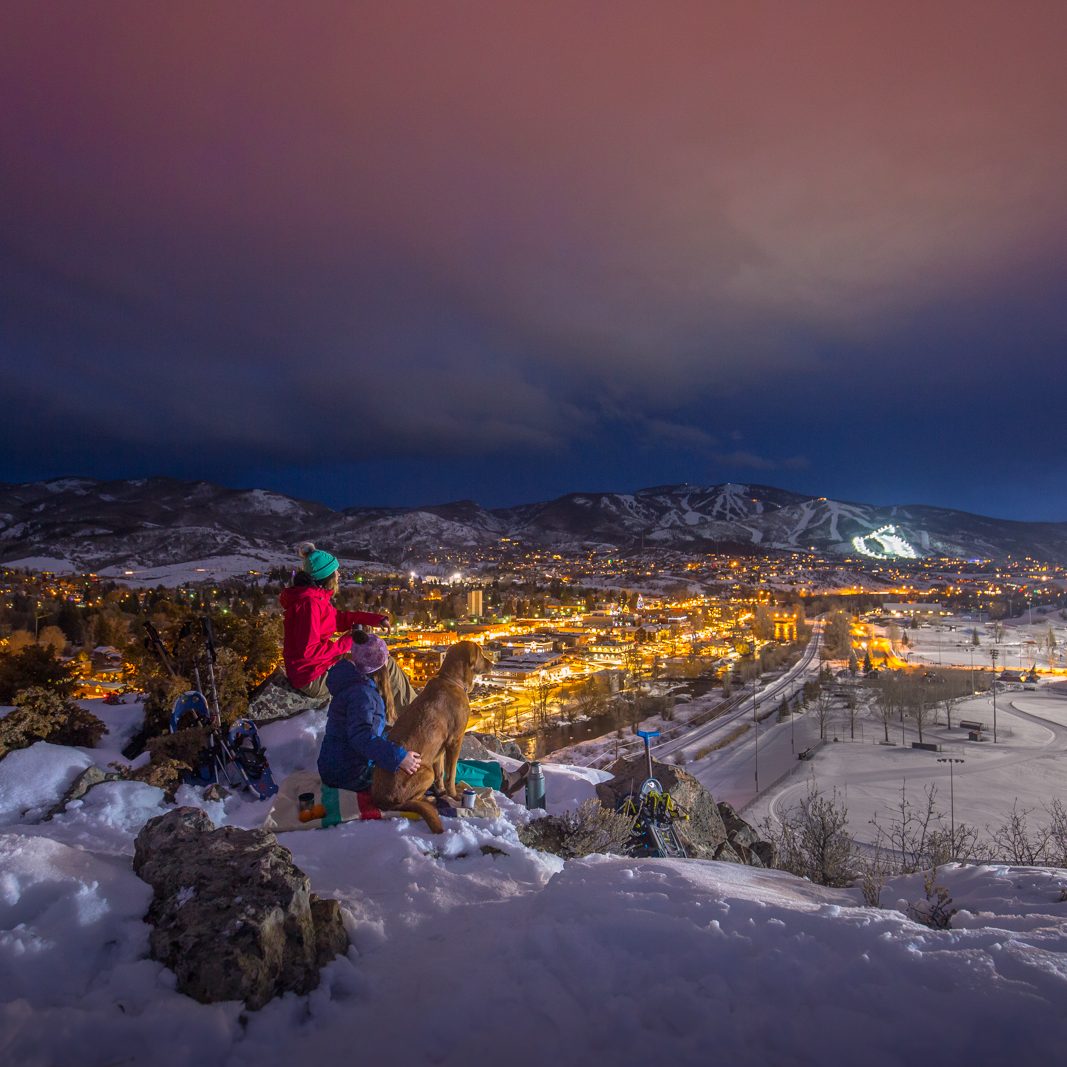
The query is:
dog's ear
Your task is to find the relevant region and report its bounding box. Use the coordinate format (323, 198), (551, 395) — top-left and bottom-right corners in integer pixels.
(455, 641), (476, 690)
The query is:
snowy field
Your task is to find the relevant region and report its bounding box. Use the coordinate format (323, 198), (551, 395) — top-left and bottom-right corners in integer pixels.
(2, 698), (1067, 1066)
(894, 609), (1067, 674)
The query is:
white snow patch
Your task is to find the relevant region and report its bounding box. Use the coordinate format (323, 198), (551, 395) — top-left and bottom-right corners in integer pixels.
(0, 744), (94, 825)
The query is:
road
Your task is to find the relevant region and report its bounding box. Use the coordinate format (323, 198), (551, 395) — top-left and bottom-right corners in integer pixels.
(574, 622), (825, 771)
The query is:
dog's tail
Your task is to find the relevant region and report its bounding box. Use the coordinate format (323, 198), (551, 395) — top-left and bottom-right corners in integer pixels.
(399, 798), (444, 834)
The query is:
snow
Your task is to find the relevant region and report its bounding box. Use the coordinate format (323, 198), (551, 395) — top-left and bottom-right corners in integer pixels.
(243, 489), (305, 516)
(2, 694), (1067, 1066)
(95, 554), (282, 585)
(2, 556), (78, 573)
(0, 743), (94, 825)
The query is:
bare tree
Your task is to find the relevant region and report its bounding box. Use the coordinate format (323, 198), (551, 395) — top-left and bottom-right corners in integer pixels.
(761, 777), (855, 887)
(844, 691), (861, 740)
(821, 611), (853, 660)
(812, 688), (835, 741)
(37, 625), (68, 656)
(533, 673), (557, 727)
(870, 675), (902, 743)
(989, 802), (1054, 865)
(3, 629), (36, 655)
(869, 783), (951, 873)
(903, 680), (936, 744)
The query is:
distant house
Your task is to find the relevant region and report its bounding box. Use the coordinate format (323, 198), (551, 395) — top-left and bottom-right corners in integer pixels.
(882, 603), (950, 619)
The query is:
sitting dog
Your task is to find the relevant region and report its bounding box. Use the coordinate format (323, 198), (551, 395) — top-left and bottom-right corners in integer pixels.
(371, 640), (492, 833)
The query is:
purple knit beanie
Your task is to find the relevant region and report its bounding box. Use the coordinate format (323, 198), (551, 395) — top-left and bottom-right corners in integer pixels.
(350, 632), (389, 675)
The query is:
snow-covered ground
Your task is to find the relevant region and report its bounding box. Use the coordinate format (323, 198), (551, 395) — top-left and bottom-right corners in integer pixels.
(893, 609), (1067, 674)
(3, 699), (1067, 1066)
(707, 614), (1067, 858)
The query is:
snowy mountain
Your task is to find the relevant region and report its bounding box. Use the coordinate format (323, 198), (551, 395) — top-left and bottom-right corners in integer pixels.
(2, 477), (1067, 573)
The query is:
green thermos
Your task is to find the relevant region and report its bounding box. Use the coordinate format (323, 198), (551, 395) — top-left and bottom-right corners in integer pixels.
(524, 761), (546, 809)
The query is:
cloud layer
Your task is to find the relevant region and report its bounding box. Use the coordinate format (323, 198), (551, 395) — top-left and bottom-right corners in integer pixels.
(3, 3), (1067, 514)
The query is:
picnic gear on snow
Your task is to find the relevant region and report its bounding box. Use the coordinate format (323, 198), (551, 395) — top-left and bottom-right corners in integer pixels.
(524, 761), (546, 809)
(263, 768), (501, 832)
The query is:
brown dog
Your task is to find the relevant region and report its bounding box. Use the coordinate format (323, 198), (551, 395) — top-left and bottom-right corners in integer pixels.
(371, 640), (493, 833)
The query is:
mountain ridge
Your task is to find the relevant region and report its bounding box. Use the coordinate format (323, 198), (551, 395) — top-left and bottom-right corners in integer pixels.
(2, 476), (1067, 572)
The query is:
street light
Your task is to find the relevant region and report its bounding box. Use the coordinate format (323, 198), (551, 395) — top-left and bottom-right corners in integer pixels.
(752, 668), (760, 795)
(990, 648), (999, 743)
(937, 757), (965, 853)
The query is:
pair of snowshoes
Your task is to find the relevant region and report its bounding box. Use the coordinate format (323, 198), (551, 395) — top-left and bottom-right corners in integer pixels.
(616, 729), (688, 859)
(170, 691), (279, 799)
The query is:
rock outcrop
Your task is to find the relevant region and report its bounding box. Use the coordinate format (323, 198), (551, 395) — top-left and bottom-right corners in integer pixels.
(596, 757), (775, 865)
(133, 808), (348, 1009)
(458, 731), (523, 762)
(596, 757), (729, 860)
(44, 764), (127, 820)
(717, 801), (777, 868)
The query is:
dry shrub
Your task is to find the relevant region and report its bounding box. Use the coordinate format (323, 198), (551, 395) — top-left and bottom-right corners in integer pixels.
(518, 799), (635, 859)
(907, 869), (958, 930)
(0, 687), (106, 758)
(145, 726), (212, 773)
(129, 757), (188, 801)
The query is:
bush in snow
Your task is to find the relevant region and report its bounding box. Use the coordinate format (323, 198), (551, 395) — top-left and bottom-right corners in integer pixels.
(761, 778), (856, 887)
(518, 799), (634, 859)
(907, 870), (958, 930)
(0, 686), (106, 759)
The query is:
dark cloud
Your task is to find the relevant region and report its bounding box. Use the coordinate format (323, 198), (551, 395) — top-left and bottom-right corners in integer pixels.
(3, 3), (1067, 517)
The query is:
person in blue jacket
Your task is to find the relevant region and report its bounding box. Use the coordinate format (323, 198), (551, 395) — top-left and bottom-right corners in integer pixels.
(317, 630), (531, 799)
(317, 631), (422, 793)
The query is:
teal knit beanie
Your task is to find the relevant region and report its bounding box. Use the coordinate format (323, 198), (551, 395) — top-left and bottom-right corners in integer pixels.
(296, 542), (339, 582)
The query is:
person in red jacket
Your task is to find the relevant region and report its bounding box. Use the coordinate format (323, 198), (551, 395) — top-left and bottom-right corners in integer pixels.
(280, 542), (390, 697)
(248, 542), (405, 721)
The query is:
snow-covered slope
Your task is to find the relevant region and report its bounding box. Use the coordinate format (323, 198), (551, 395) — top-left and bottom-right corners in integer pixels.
(2, 704), (1066, 1066)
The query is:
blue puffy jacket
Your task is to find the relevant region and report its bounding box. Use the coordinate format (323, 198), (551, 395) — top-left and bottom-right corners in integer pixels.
(317, 659), (407, 792)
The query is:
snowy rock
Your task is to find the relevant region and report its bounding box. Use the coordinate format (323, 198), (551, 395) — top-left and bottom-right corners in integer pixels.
(459, 732), (497, 759)
(0, 741), (94, 825)
(468, 730), (524, 760)
(43, 764), (126, 821)
(713, 840), (744, 864)
(596, 758), (729, 859)
(132, 807), (348, 1009)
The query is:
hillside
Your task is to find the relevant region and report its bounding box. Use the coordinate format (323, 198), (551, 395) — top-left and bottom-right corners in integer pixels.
(2, 700), (1066, 1066)
(3, 477), (1067, 574)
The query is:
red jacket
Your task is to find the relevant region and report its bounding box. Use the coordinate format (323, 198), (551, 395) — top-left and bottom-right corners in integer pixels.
(279, 585), (388, 690)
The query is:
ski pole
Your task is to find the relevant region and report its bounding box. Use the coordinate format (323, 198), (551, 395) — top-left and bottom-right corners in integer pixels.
(143, 622), (177, 677)
(201, 616), (222, 728)
(636, 728), (659, 781)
